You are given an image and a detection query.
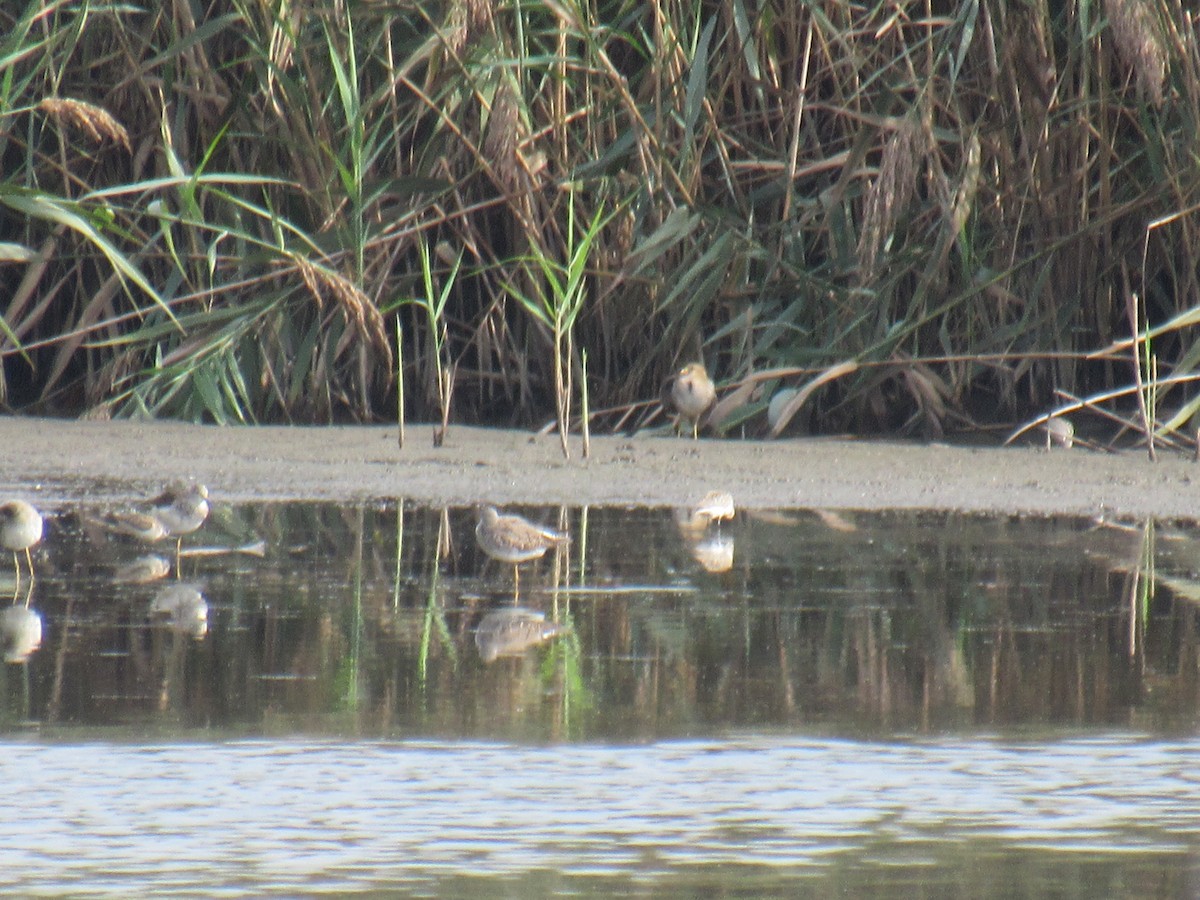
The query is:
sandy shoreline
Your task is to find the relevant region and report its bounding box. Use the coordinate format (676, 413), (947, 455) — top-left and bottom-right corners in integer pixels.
(0, 416), (1196, 519)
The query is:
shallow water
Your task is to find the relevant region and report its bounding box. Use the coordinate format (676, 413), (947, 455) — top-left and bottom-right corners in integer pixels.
(1, 503), (1199, 895)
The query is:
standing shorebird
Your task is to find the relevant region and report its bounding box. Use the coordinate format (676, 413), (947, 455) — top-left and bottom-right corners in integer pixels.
(673, 490), (736, 535)
(98, 483), (209, 569)
(150, 482), (210, 569)
(0, 500), (43, 591)
(474, 505), (569, 594)
(662, 362), (717, 439)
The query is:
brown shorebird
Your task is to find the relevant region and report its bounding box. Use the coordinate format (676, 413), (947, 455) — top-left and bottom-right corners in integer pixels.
(674, 490), (736, 535)
(475, 505), (569, 593)
(131, 482), (211, 566)
(99, 482), (210, 536)
(0, 500), (43, 591)
(100, 483), (209, 571)
(662, 362), (716, 439)
(153, 482), (210, 573)
(475, 607), (569, 663)
(97, 509), (169, 543)
(150, 483), (210, 541)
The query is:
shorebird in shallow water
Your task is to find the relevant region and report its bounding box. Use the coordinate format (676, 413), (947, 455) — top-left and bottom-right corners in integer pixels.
(97, 509), (169, 543)
(143, 482), (210, 567)
(0, 500), (43, 591)
(662, 362), (717, 439)
(674, 490), (736, 534)
(98, 483), (210, 572)
(149, 482), (210, 540)
(474, 505), (569, 594)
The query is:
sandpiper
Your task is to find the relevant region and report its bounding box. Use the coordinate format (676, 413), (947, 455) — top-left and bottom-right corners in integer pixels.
(475, 505), (569, 593)
(97, 509), (169, 543)
(1045, 417), (1074, 449)
(97, 483), (209, 573)
(674, 490), (736, 535)
(150, 482), (210, 540)
(0, 500), (43, 589)
(662, 362), (716, 439)
(146, 482), (211, 570)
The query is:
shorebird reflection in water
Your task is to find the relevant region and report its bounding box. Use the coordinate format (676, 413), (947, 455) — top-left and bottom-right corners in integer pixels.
(674, 491), (736, 573)
(0, 500), (43, 592)
(0, 603), (42, 663)
(662, 362), (717, 439)
(150, 583), (209, 640)
(112, 554), (172, 585)
(474, 505), (569, 594)
(475, 607), (569, 663)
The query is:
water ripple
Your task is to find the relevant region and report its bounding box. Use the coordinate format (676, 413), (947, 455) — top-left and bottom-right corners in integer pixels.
(0, 733), (1197, 893)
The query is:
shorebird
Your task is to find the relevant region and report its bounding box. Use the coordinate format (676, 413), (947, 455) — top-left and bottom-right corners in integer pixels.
(1045, 417), (1074, 449)
(131, 483), (211, 566)
(673, 491), (736, 573)
(150, 482), (210, 540)
(674, 490), (735, 535)
(474, 505), (569, 593)
(96, 509), (169, 543)
(662, 362), (716, 439)
(153, 482), (210, 572)
(93, 483), (209, 575)
(97, 482), (210, 539)
(0, 500), (43, 590)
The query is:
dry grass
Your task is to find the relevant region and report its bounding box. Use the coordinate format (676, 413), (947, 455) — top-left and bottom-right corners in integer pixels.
(38, 98), (131, 150)
(3, 0), (1200, 440)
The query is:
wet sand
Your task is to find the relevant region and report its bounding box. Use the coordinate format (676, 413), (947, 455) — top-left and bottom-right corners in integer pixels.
(1, 417), (1196, 520)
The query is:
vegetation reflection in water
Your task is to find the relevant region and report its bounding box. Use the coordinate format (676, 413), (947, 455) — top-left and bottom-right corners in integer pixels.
(0, 501), (1197, 740)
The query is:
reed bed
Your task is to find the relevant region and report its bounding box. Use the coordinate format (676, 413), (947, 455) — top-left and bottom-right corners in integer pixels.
(2, 0), (1200, 443)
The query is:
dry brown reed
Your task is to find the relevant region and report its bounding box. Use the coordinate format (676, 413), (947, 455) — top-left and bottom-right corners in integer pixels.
(38, 98), (131, 151)
(857, 118), (922, 284)
(7, 0), (1200, 437)
(1104, 0), (1168, 105)
(295, 258), (393, 372)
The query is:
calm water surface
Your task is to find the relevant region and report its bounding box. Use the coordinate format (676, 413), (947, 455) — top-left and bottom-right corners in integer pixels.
(1, 502), (1198, 896)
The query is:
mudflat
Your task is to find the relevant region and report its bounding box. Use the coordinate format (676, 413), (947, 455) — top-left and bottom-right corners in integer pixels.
(0, 416), (1196, 519)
